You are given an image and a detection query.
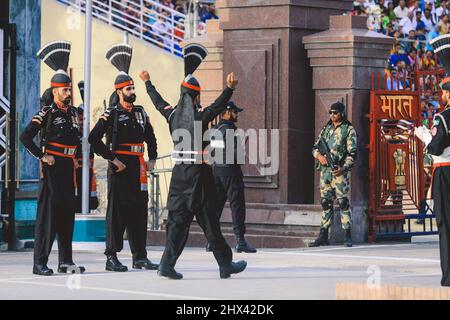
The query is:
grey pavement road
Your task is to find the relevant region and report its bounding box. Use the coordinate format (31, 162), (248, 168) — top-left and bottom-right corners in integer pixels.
(0, 237), (444, 300)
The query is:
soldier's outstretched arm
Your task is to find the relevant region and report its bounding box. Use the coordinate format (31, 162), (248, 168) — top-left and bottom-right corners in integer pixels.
(427, 115), (448, 156)
(342, 126), (358, 172)
(140, 71), (174, 121)
(202, 72), (238, 123)
(20, 108), (50, 159)
(88, 110), (115, 161)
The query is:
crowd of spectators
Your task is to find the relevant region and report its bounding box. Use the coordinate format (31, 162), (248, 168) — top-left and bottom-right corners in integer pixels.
(350, 0), (447, 89)
(63, 0), (219, 55)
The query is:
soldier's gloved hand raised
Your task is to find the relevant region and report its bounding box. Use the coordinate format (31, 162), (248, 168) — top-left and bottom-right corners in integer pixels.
(317, 154), (328, 166)
(226, 72), (238, 89)
(111, 158), (126, 173)
(139, 70), (150, 82)
(41, 154), (55, 166)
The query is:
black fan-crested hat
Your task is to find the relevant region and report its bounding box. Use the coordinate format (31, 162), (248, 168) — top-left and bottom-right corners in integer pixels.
(105, 44), (134, 89)
(181, 43), (208, 94)
(37, 40), (72, 87)
(183, 43), (208, 77)
(430, 34), (450, 90)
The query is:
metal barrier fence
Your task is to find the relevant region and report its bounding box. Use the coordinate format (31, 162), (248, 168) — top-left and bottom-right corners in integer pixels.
(148, 153), (172, 230)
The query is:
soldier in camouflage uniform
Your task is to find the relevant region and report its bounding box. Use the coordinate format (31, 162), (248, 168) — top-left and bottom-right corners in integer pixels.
(309, 102), (357, 247)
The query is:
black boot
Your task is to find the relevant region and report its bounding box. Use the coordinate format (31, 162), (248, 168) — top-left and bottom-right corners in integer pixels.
(133, 258), (159, 270)
(157, 264), (183, 280)
(308, 228), (329, 247)
(58, 262), (86, 274)
(219, 260), (247, 279)
(344, 228), (353, 247)
(235, 236), (257, 253)
(33, 264), (54, 276)
(106, 255), (128, 272)
(205, 243), (212, 252)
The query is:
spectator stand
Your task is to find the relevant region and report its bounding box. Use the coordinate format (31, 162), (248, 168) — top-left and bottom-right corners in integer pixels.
(58, 0), (207, 56)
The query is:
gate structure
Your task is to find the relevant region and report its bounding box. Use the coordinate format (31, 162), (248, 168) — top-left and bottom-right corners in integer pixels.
(0, 23), (17, 249)
(368, 66), (444, 242)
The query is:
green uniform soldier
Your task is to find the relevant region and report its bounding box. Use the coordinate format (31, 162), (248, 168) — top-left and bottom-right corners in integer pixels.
(310, 102), (357, 247)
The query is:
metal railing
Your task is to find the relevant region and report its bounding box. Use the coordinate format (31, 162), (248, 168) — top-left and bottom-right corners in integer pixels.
(57, 0), (206, 56)
(148, 153), (172, 230)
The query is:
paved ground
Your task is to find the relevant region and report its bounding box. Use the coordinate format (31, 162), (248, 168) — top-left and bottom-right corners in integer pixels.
(0, 237), (444, 300)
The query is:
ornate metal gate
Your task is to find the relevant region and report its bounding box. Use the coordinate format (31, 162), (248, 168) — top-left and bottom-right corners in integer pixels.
(368, 67), (444, 242)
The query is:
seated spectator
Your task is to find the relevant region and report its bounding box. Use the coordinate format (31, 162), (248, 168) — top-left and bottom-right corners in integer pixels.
(407, 48), (418, 70)
(200, 4), (219, 23)
(386, 69), (404, 90)
(399, 10), (417, 35)
(438, 14), (450, 35)
(422, 7), (435, 32)
(435, 0), (449, 22)
(402, 30), (417, 55)
(389, 43), (409, 68)
(394, 0), (409, 20)
(415, 10), (426, 31)
(386, 2), (397, 21)
(421, 49), (437, 71)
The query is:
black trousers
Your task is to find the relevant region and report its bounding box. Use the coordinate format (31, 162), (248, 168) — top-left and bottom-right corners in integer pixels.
(34, 158), (76, 266)
(214, 175), (246, 237)
(432, 166), (450, 287)
(105, 202), (148, 261)
(160, 206), (232, 269)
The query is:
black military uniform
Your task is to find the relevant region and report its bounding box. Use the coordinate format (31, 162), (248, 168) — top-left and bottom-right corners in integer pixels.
(75, 81), (99, 213)
(426, 34), (450, 286)
(143, 43), (247, 279)
(21, 41), (85, 276)
(209, 102), (256, 253)
(89, 44), (159, 272)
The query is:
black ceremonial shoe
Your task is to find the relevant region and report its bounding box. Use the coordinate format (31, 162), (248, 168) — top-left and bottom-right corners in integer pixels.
(235, 237), (257, 253)
(106, 255), (128, 272)
(205, 243), (212, 252)
(157, 265), (183, 280)
(58, 263), (86, 274)
(33, 264), (54, 276)
(133, 258), (159, 270)
(219, 260), (247, 279)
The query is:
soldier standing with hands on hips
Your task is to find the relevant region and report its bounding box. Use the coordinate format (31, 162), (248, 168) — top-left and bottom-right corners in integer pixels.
(89, 44), (159, 272)
(21, 41), (85, 275)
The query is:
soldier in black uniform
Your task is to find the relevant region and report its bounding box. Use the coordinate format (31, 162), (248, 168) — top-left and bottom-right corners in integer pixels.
(420, 34), (450, 286)
(21, 41), (85, 276)
(207, 101), (256, 253)
(75, 81), (99, 213)
(140, 43), (247, 280)
(89, 44), (159, 272)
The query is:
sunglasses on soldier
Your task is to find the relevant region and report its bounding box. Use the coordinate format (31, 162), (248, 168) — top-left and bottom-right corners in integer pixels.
(329, 110), (340, 115)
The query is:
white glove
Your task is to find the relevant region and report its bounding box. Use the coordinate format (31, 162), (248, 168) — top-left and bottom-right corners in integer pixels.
(414, 126), (432, 146)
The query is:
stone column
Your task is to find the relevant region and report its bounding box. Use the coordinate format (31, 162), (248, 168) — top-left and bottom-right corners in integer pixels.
(185, 20), (224, 107)
(303, 15), (394, 242)
(219, 0), (353, 205)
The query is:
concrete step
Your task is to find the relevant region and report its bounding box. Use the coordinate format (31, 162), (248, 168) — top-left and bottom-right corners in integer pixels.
(147, 229), (316, 249)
